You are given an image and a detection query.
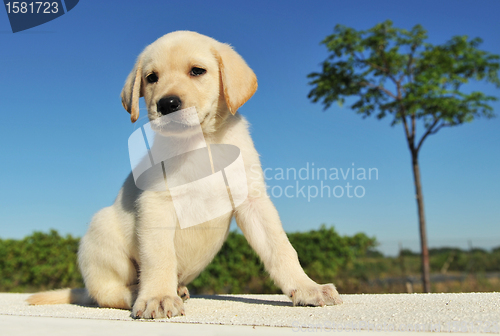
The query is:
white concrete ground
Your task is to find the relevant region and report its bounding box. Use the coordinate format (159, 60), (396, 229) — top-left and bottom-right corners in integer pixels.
(0, 293), (498, 335)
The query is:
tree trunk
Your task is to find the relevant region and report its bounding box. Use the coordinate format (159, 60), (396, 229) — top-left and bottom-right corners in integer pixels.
(411, 151), (431, 293)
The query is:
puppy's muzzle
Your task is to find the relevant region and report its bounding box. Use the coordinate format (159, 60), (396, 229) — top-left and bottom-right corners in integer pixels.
(157, 96), (182, 115)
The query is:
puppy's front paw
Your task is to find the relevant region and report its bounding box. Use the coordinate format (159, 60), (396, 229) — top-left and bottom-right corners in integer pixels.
(290, 283), (343, 307)
(132, 295), (184, 319)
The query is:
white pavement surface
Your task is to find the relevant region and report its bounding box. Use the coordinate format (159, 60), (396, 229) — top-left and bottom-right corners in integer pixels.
(0, 293), (499, 335)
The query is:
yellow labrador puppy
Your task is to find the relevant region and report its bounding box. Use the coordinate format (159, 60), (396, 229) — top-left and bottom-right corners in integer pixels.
(28, 31), (342, 318)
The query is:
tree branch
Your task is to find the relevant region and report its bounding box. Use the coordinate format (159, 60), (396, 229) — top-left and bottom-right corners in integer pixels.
(416, 118), (441, 153)
(355, 56), (386, 72)
(354, 55), (398, 84)
(394, 77), (414, 150)
(360, 82), (398, 99)
(379, 47), (399, 85)
(429, 121), (452, 135)
(407, 45), (416, 85)
(411, 113), (416, 145)
(400, 111), (413, 150)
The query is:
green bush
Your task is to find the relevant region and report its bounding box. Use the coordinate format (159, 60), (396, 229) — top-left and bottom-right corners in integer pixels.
(0, 226), (376, 294)
(2, 228), (498, 294)
(0, 230), (83, 292)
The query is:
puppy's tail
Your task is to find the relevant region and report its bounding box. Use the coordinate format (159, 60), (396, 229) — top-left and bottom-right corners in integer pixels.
(27, 288), (94, 306)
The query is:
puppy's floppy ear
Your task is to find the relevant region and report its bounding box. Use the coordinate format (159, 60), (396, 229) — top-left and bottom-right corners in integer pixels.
(214, 43), (258, 115)
(121, 58), (143, 123)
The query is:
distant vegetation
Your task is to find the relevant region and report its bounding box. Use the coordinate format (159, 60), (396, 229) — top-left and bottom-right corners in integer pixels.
(0, 230), (82, 292)
(1, 227), (499, 293)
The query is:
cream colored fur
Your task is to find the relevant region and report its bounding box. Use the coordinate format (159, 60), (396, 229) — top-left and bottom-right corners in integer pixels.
(27, 31), (342, 318)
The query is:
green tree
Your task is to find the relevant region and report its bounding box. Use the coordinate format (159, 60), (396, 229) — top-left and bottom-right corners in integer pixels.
(307, 20), (500, 292)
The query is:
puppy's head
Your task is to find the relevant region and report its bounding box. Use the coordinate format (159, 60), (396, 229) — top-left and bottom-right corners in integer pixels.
(121, 31), (257, 136)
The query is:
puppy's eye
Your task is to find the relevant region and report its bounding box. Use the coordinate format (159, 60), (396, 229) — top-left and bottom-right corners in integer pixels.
(146, 73), (158, 83)
(190, 67), (206, 77)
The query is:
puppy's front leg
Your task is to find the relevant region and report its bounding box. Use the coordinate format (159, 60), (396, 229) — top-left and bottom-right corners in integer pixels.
(132, 193), (184, 319)
(235, 195), (343, 306)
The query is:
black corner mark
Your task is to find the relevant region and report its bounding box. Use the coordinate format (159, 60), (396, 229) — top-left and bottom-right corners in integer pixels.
(64, 0), (78, 12)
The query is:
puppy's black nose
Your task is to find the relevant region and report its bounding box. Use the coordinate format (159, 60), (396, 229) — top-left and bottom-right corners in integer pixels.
(157, 96), (182, 115)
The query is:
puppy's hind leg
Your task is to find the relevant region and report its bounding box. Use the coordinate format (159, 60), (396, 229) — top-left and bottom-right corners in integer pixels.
(78, 206), (138, 309)
(177, 285), (190, 301)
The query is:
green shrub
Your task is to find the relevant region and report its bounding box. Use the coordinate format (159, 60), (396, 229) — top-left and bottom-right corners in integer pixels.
(2, 228), (498, 294)
(0, 230), (83, 292)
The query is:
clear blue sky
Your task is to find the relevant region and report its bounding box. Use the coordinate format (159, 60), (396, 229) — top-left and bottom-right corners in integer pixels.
(1, 0), (499, 255)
